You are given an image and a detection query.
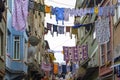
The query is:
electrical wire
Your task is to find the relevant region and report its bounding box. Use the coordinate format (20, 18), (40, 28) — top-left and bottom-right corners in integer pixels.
(45, 0), (76, 7)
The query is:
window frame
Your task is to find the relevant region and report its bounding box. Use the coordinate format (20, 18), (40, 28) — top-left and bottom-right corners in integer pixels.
(100, 44), (105, 66)
(106, 41), (112, 62)
(13, 36), (20, 60)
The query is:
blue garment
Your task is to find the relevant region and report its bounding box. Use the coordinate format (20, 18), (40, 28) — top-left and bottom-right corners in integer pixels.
(53, 25), (58, 36)
(58, 26), (64, 34)
(98, 7), (103, 16)
(90, 8), (94, 14)
(55, 7), (64, 25)
(51, 6), (55, 15)
(72, 23), (93, 28)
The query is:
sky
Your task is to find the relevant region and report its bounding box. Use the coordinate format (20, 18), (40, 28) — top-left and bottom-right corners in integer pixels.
(44, 0), (76, 64)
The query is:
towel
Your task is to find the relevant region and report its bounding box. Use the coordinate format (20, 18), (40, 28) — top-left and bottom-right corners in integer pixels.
(12, 0), (29, 31)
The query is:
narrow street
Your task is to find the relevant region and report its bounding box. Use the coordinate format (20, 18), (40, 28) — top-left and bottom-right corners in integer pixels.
(0, 0), (120, 80)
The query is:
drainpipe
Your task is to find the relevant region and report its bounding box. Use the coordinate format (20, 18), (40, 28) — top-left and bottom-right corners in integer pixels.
(110, 0), (115, 79)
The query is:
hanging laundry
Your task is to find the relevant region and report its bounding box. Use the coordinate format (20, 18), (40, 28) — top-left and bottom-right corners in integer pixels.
(98, 7), (103, 16)
(95, 17), (110, 44)
(51, 7), (55, 15)
(47, 23), (53, 35)
(68, 47), (75, 62)
(82, 45), (88, 60)
(47, 23), (52, 30)
(72, 23), (93, 28)
(54, 7), (64, 24)
(94, 7), (99, 14)
(12, 0), (29, 31)
(102, 6), (109, 17)
(52, 24), (58, 36)
(63, 46), (69, 61)
(0, 0), (5, 22)
(45, 5), (51, 13)
(90, 8), (94, 14)
(64, 8), (71, 21)
(77, 46), (83, 61)
(70, 8), (76, 16)
(74, 47), (79, 62)
(72, 28), (78, 35)
(58, 26), (64, 34)
(66, 26), (70, 32)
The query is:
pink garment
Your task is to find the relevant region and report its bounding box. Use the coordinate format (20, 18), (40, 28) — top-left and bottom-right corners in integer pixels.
(12, 0), (28, 31)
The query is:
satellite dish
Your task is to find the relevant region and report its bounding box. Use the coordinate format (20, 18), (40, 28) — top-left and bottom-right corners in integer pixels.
(28, 36), (40, 46)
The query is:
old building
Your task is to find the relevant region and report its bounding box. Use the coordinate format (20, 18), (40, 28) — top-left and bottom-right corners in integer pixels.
(75, 0), (103, 80)
(5, 0), (29, 79)
(98, 0), (113, 80)
(27, 0), (45, 79)
(0, 0), (6, 79)
(112, 0), (120, 80)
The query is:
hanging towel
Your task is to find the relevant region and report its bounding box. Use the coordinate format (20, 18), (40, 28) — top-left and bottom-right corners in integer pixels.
(51, 6), (55, 15)
(64, 8), (70, 21)
(47, 23), (53, 35)
(58, 26), (64, 34)
(55, 7), (64, 25)
(63, 46), (69, 61)
(98, 7), (103, 16)
(66, 26), (70, 32)
(90, 8), (94, 14)
(102, 6), (109, 17)
(45, 5), (51, 13)
(95, 17), (110, 44)
(82, 45), (88, 60)
(12, 0), (29, 31)
(72, 28), (78, 35)
(53, 24), (58, 36)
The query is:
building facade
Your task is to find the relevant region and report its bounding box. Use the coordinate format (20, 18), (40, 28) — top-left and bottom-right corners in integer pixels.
(113, 0), (120, 80)
(27, 0), (45, 79)
(75, 0), (103, 80)
(98, 0), (113, 80)
(0, 0), (6, 79)
(5, 0), (29, 80)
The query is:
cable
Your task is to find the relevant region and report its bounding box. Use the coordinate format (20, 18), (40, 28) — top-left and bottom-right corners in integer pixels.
(52, 38), (75, 49)
(45, 0), (76, 7)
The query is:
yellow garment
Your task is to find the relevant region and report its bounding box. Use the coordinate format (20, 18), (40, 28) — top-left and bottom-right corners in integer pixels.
(72, 28), (78, 35)
(45, 5), (51, 13)
(94, 7), (99, 14)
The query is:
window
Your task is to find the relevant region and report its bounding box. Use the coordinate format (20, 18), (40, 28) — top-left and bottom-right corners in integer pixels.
(107, 41), (112, 61)
(101, 44), (105, 65)
(0, 31), (3, 56)
(13, 36), (20, 60)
